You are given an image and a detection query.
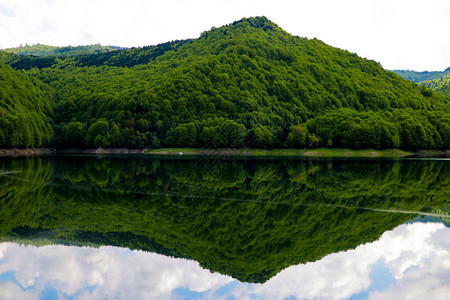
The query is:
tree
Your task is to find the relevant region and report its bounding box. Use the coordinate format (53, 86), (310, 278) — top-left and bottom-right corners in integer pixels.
(286, 125), (307, 148)
(136, 118), (149, 133)
(109, 124), (121, 147)
(309, 134), (319, 148)
(220, 120), (246, 147)
(86, 120), (109, 147)
(175, 123), (197, 147)
(62, 122), (85, 148)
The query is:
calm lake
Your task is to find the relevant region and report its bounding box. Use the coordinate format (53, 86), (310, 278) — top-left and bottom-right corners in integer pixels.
(0, 155), (448, 299)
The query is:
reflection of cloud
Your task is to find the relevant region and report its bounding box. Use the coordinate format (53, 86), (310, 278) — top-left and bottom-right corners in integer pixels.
(0, 244), (232, 299)
(230, 222), (449, 300)
(0, 222), (448, 299)
(0, 282), (37, 300)
(369, 227), (450, 300)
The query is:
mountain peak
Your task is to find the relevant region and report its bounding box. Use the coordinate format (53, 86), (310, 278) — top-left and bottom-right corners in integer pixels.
(201, 16), (281, 38)
(229, 16), (278, 30)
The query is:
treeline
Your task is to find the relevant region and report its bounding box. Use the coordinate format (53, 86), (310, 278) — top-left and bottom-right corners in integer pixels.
(0, 40), (189, 70)
(1, 17), (450, 149)
(1, 43), (125, 57)
(0, 62), (53, 147)
(54, 108), (450, 150)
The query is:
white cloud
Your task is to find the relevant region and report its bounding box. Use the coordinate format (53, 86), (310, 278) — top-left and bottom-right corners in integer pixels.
(0, 0), (449, 70)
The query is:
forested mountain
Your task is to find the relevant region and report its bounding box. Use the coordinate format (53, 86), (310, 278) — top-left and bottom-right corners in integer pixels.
(1, 17), (449, 149)
(0, 62), (53, 147)
(392, 68), (450, 98)
(391, 67), (450, 83)
(1, 43), (125, 57)
(421, 74), (450, 97)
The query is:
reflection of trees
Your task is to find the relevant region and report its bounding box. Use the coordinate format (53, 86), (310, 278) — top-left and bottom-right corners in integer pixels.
(0, 157), (448, 283)
(0, 158), (54, 234)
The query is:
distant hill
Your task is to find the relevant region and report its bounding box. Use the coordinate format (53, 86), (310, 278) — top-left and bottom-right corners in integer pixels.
(391, 68), (450, 83)
(0, 17), (449, 149)
(391, 68), (450, 98)
(421, 74), (450, 97)
(1, 43), (126, 57)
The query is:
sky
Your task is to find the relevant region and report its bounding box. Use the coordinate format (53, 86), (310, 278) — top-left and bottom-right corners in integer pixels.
(0, 222), (449, 299)
(0, 0), (449, 71)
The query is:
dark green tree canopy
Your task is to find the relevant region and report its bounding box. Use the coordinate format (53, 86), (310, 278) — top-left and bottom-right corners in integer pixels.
(0, 62), (53, 147)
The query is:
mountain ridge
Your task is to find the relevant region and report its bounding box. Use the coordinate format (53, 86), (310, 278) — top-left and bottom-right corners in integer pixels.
(1, 43), (126, 57)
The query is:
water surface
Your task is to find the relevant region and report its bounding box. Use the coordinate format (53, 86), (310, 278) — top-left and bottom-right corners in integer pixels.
(0, 156), (448, 299)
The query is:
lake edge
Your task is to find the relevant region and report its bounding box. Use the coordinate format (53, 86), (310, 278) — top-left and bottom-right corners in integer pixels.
(1, 147), (449, 158)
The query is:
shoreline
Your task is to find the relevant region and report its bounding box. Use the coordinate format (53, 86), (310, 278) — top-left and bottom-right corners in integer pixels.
(0, 148), (55, 157)
(146, 148), (416, 158)
(1, 147), (449, 158)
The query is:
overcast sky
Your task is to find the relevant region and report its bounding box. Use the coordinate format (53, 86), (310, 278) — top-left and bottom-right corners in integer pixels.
(0, 0), (449, 71)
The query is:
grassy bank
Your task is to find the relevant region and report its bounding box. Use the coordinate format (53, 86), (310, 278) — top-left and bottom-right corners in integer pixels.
(145, 148), (416, 158)
(2, 148), (448, 158)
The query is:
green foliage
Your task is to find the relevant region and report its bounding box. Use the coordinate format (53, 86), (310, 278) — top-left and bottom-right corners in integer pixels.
(62, 122), (85, 148)
(306, 108), (450, 149)
(286, 125), (307, 147)
(421, 73), (450, 97)
(219, 120), (246, 147)
(86, 120), (109, 147)
(174, 122), (197, 147)
(109, 124), (121, 147)
(0, 62), (53, 147)
(0, 156), (448, 282)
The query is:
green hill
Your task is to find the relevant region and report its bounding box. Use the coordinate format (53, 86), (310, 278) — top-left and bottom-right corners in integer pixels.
(421, 74), (450, 97)
(1, 17), (449, 149)
(392, 67), (450, 98)
(391, 68), (450, 83)
(0, 62), (53, 147)
(1, 43), (125, 57)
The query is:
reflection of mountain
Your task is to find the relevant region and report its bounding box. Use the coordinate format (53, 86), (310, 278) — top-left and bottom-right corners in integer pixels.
(0, 157), (448, 283)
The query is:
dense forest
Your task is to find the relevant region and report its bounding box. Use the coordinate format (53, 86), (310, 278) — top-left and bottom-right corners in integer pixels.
(391, 67), (450, 83)
(1, 157), (448, 282)
(1, 17), (449, 149)
(0, 62), (53, 147)
(1, 43), (125, 57)
(421, 74), (450, 97)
